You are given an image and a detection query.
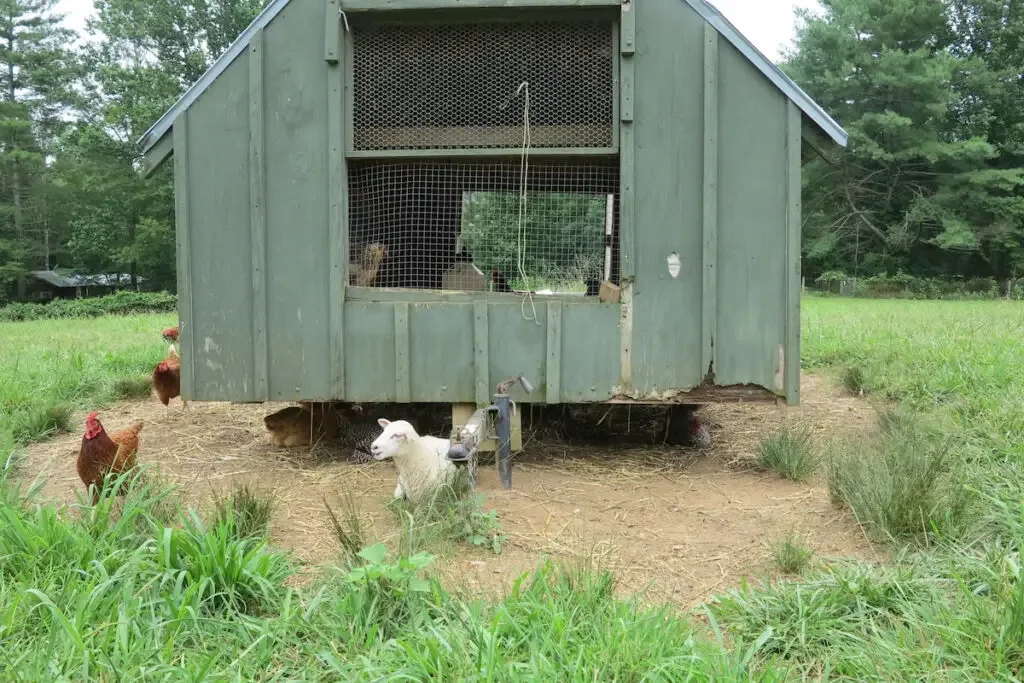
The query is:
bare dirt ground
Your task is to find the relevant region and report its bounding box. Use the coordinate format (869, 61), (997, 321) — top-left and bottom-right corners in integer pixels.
(17, 372), (879, 607)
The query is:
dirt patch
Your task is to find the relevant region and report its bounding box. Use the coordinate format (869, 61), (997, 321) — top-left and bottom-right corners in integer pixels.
(15, 372), (878, 606)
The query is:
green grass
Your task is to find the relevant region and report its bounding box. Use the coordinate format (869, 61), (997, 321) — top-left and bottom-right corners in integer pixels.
(212, 483), (277, 540)
(389, 468), (507, 556)
(757, 425), (819, 481)
(0, 313), (176, 456)
(2, 298), (1024, 678)
(771, 534), (814, 575)
(0, 456), (777, 680)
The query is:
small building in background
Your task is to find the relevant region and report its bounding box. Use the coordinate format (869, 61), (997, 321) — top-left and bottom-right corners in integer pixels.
(25, 271), (144, 302)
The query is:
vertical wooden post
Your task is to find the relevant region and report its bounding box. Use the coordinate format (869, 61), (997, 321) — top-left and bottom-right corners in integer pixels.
(785, 102), (803, 406)
(701, 24), (719, 381)
(173, 118), (195, 399)
(249, 29), (269, 401)
(328, 19), (347, 398)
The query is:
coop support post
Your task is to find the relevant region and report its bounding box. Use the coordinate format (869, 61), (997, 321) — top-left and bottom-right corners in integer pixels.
(494, 393), (513, 489)
(448, 406), (490, 491)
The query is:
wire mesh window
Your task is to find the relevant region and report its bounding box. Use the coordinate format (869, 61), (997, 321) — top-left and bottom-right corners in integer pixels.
(351, 19), (615, 151)
(347, 160), (620, 294)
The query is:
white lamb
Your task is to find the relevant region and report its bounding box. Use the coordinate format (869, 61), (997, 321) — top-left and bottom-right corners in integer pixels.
(370, 418), (457, 504)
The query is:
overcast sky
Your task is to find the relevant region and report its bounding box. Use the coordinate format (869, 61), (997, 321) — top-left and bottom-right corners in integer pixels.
(55, 0), (817, 63)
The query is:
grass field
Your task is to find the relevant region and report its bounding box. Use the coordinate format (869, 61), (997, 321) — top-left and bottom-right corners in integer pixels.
(1, 298), (1023, 679)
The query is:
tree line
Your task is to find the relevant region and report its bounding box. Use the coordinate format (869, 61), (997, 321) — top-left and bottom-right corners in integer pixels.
(785, 0), (1024, 283)
(0, 0), (265, 303)
(0, 0), (1020, 303)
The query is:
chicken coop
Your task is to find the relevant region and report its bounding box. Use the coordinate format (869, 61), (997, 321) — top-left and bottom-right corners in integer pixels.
(138, 0), (847, 420)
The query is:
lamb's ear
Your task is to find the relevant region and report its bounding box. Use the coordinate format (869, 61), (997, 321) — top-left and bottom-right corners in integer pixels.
(378, 418), (390, 428)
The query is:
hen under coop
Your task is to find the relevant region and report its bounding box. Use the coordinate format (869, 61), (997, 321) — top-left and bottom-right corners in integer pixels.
(139, 0), (847, 419)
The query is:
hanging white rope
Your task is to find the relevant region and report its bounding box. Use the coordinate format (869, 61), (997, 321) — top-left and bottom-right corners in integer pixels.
(501, 81), (539, 325)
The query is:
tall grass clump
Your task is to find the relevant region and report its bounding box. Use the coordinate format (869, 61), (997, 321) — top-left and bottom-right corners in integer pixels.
(840, 364), (868, 395)
(113, 375), (154, 399)
(389, 468), (506, 555)
(6, 401), (73, 444)
(325, 491), (370, 563)
(827, 408), (977, 545)
(772, 534), (814, 575)
(757, 426), (819, 481)
(212, 482), (276, 540)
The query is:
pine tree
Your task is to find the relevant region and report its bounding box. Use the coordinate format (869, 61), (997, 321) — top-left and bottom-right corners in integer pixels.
(0, 0), (77, 300)
(784, 0), (1024, 281)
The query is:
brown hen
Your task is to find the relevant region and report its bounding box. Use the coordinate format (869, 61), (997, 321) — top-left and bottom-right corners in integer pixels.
(153, 344), (188, 409)
(77, 412), (143, 504)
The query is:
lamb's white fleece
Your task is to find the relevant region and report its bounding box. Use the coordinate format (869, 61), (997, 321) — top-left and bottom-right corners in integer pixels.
(370, 419), (456, 504)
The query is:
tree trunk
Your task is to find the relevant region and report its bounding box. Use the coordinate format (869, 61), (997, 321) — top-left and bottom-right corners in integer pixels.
(129, 217), (137, 289)
(8, 49), (24, 299)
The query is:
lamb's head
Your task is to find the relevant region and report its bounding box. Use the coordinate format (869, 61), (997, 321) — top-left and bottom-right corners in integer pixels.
(370, 418), (419, 461)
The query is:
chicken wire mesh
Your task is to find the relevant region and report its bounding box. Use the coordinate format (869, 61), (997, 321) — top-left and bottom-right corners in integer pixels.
(347, 160), (620, 293)
(351, 19), (615, 151)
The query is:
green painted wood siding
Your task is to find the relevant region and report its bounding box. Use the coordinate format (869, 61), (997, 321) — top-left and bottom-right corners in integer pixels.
(627, 0), (792, 397)
(174, 0), (799, 405)
(630, 0), (706, 396)
(179, 54), (255, 401)
(715, 36), (788, 390)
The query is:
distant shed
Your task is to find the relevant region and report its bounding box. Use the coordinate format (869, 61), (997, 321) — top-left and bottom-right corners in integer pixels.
(24, 271), (144, 301)
(137, 0), (847, 409)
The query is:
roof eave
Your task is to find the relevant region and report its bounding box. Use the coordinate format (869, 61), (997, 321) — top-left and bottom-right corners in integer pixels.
(686, 0), (848, 149)
(135, 0), (293, 156)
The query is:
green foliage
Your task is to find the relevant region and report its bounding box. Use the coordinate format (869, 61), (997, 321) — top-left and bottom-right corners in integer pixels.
(389, 468), (507, 555)
(3, 301), (1024, 676)
(772, 534), (814, 575)
(0, 457), (773, 680)
(787, 0), (1024, 285)
(0, 290), (177, 321)
(212, 483), (276, 540)
(0, 0), (82, 302)
(757, 426), (819, 481)
(0, 312), (176, 456)
(460, 190), (606, 290)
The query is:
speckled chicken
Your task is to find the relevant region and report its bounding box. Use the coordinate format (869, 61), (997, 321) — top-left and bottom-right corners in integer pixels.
(335, 405), (383, 462)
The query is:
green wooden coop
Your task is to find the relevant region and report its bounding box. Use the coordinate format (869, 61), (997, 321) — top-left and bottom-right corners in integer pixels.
(138, 0), (848, 433)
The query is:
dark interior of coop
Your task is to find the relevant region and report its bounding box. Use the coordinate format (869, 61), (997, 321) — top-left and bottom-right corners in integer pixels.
(345, 14), (621, 297)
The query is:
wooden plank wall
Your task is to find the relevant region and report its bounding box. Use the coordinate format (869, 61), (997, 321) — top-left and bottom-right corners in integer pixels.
(176, 0), (797, 404)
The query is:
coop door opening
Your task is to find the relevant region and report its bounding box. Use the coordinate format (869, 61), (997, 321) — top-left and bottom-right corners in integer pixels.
(347, 160), (620, 293)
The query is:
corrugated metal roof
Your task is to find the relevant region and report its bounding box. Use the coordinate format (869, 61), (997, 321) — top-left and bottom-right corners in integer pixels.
(136, 0), (847, 154)
(29, 271), (145, 288)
